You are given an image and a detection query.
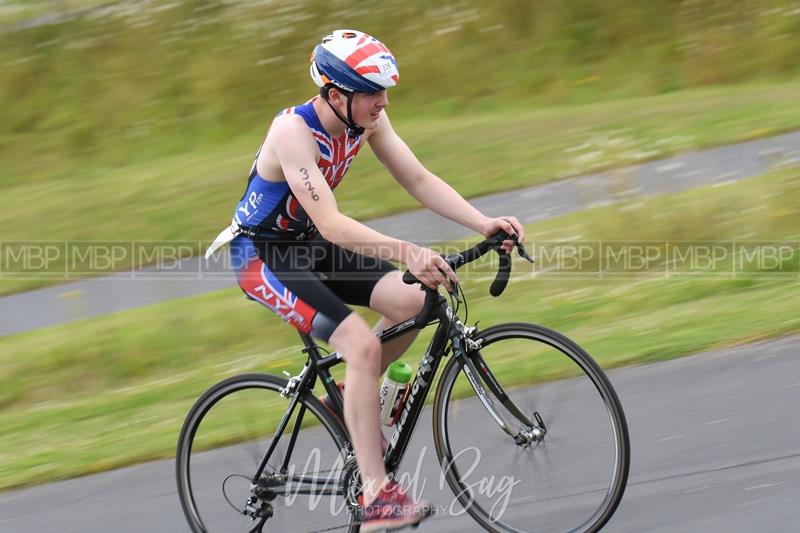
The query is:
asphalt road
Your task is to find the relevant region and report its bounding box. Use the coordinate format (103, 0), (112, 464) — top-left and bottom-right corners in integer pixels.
(2, 334), (798, 532)
(1, 131), (799, 336)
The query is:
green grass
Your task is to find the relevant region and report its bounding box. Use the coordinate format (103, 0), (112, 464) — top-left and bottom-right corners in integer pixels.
(0, 0), (107, 25)
(2, 79), (800, 296)
(1, 166), (799, 491)
(3, 0), (800, 178)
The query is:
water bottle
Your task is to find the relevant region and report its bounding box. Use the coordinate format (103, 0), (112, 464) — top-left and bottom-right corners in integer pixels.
(379, 361), (413, 426)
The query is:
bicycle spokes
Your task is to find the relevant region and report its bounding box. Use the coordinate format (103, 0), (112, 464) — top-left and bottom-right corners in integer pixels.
(436, 325), (629, 532)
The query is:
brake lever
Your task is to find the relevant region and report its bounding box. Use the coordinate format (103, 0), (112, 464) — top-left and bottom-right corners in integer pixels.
(450, 281), (463, 303)
(517, 241), (535, 263)
(498, 232), (535, 264)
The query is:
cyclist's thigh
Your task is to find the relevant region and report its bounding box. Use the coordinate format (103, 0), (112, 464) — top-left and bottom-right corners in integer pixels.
(230, 236), (353, 342)
(367, 270), (425, 322)
(311, 238), (397, 308)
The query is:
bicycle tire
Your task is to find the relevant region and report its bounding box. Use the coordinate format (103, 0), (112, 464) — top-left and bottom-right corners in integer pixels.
(432, 323), (630, 532)
(176, 373), (359, 533)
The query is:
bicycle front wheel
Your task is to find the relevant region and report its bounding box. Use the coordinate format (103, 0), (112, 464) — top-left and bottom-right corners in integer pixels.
(176, 373), (358, 533)
(433, 323), (630, 533)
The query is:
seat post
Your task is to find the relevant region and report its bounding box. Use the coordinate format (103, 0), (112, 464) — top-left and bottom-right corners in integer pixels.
(298, 332), (319, 354)
(298, 332), (327, 370)
(298, 332), (346, 419)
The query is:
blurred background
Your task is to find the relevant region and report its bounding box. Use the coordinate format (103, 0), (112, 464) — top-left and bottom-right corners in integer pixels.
(1, 0), (799, 530)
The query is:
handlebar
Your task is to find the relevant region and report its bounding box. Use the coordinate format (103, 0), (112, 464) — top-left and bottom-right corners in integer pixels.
(402, 231), (535, 297)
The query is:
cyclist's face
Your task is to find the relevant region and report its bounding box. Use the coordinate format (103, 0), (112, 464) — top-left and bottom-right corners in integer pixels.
(352, 90), (388, 128)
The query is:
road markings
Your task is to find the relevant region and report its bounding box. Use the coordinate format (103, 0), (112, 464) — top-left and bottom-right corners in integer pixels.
(677, 169), (702, 178)
(656, 162), (684, 173)
(784, 382), (800, 389)
(658, 434), (686, 442)
(738, 499), (764, 508)
(57, 289), (85, 300)
(744, 481), (788, 491)
(684, 486), (710, 494)
(745, 484), (774, 491)
(753, 353), (781, 363)
(704, 418), (729, 426)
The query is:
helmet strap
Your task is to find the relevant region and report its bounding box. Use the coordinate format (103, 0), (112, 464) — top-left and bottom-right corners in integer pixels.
(322, 86), (365, 138)
(344, 93), (365, 138)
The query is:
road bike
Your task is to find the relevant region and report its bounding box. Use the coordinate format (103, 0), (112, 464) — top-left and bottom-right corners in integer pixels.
(176, 232), (630, 532)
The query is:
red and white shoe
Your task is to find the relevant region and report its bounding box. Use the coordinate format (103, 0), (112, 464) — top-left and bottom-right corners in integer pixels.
(358, 481), (433, 532)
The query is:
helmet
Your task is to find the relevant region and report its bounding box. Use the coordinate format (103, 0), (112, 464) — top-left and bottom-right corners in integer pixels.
(310, 30), (399, 94)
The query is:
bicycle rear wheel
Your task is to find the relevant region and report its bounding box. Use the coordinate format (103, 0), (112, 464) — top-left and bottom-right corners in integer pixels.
(433, 323), (629, 533)
(176, 373), (358, 532)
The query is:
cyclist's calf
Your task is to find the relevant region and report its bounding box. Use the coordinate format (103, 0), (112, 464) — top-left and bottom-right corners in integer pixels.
(328, 312), (389, 493)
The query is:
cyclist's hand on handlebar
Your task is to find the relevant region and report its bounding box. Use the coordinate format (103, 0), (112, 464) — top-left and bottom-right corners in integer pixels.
(406, 246), (459, 292)
(482, 216), (525, 253)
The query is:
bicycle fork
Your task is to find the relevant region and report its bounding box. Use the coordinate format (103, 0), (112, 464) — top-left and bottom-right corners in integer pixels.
(454, 335), (547, 447)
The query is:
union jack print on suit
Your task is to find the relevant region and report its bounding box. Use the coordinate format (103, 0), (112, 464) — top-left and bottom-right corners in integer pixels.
(232, 97), (364, 235)
(237, 257), (316, 334)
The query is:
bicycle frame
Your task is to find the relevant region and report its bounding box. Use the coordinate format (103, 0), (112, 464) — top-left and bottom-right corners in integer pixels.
(251, 285), (544, 506)
(249, 288), (456, 499)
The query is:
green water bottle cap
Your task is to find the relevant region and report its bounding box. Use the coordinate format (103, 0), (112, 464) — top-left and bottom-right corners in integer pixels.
(387, 361), (413, 384)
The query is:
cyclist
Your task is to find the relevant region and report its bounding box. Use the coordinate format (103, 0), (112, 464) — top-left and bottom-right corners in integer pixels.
(207, 29), (524, 531)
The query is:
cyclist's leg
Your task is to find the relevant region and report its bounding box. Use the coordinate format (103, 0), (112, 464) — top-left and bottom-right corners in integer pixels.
(327, 313), (389, 505)
(368, 270), (425, 371)
(233, 235), (391, 502)
(311, 239), (428, 506)
(313, 240), (424, 372)
(230, 236), (351, 340)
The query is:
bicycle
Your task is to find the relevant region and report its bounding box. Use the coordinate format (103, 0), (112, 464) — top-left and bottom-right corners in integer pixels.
(176, 231), (630, 532)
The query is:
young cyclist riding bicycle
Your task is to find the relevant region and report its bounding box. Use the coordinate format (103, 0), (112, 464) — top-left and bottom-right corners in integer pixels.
(207, 29), (524, 531)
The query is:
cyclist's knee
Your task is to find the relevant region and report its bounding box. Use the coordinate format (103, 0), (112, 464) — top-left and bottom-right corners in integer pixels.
(345, 337), (383, 375)
(329, 313), (382, 372)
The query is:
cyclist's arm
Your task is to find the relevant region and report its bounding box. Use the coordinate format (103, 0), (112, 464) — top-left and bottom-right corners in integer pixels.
(367, 112), (492, 235)
(269, 115), (418, 265)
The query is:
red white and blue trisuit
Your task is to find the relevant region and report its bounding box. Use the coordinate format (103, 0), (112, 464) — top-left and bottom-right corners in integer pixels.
(229, 98), (396, 341)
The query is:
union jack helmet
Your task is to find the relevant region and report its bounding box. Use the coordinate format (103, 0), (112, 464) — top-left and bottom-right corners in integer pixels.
(310, 30), (399, 93)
